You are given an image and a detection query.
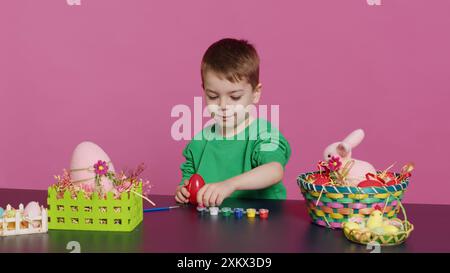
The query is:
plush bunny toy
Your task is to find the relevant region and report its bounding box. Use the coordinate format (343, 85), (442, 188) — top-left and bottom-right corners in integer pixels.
(323, 129), (376, 186)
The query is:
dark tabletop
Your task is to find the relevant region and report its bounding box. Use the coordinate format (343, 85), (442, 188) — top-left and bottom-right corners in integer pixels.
(0, 188), (447, 253)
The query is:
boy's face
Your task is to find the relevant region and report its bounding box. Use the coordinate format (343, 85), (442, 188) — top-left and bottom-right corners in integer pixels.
(203, 70), (261, 129)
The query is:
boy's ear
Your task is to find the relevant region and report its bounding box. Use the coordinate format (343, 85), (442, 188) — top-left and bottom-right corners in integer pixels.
(252, 83), (262, 104)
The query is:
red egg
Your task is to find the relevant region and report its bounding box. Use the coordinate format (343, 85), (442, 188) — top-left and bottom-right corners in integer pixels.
(185, 174), (205, 205)
(357, 179), (384, 188)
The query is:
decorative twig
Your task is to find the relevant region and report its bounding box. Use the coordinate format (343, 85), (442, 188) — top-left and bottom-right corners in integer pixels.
(129, 189), (156, 206)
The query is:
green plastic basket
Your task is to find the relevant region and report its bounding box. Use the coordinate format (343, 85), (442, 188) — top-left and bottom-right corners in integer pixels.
(47, 183), (143, 232)
(297, 172), (409, 229)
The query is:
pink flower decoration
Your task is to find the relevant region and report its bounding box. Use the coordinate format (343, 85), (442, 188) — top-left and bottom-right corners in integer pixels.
(328, 156), (342, 171)
(116, 180), (132, 193)
(93, 160), (109, 176)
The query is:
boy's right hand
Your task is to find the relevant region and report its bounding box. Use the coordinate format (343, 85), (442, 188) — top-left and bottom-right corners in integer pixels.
(175, 180), (191, 204)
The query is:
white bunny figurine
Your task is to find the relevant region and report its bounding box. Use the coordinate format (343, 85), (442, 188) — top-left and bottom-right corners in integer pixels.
(323, 129), (377, 186)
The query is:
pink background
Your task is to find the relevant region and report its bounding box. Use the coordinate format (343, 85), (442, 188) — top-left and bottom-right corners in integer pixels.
(1, 0), (449, 204)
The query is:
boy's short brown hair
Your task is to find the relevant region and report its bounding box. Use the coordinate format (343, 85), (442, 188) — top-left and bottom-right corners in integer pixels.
(201, 38), (260, 90)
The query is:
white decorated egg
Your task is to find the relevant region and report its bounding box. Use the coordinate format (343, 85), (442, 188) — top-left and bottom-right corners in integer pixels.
(24, 201), (41, 218)
(70, 141), (115, 193)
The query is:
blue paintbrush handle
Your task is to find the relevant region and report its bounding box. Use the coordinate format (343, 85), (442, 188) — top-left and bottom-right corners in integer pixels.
(144, 206), (179, 213)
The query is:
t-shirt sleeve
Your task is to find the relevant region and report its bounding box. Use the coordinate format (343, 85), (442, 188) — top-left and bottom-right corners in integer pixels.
(180, 142), (195, 186)
(251, 129), (291, 169)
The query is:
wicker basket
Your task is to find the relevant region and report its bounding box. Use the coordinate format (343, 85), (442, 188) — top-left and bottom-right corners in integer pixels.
(344, 220), (414, 246)
(343, 200), (414, 246)
(297, 172), (410, 229)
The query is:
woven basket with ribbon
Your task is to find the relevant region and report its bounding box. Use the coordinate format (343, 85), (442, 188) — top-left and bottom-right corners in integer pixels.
(297, 171), (410, 229)
(343, 198), (414, 246)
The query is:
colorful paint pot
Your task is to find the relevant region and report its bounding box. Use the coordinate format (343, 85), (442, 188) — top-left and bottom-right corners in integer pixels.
(209, 207), (219, 216)
(246, 208), (256, 218)
(221, 207), (232, 217)
(259, 209), (269, 219)
(196, 206), (207, 214)
(234, 208), (244, 219)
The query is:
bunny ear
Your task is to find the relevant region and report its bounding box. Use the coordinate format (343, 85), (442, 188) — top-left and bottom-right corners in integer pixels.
(342, 129), (365, 149)
(337, 142), (350, 158)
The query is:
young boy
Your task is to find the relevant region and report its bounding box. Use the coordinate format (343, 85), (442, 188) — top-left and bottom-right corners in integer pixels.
(175, 38), (291, 207)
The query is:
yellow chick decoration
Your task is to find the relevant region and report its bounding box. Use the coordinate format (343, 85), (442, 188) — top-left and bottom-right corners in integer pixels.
(366, 206), (400, 235)
(367, 209), (384, 229)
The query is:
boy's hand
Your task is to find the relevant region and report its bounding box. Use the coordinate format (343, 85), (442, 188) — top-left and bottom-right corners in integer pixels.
(197, 181), (236, 207)
(175, 180), (190, 204)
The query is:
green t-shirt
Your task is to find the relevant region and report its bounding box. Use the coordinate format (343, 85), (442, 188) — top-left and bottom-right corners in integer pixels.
(179, 118), (291, 200)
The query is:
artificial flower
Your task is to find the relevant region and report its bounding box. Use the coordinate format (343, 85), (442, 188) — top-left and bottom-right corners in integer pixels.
(93, 160), (109, 176)
(328, 156), (342, 171)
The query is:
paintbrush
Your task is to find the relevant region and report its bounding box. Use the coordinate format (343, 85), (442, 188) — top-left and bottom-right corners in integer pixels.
(144, 206), (180, 213)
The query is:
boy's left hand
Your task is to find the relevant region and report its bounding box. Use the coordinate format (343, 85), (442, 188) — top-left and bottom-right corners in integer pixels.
(196, 181), (236, 207)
